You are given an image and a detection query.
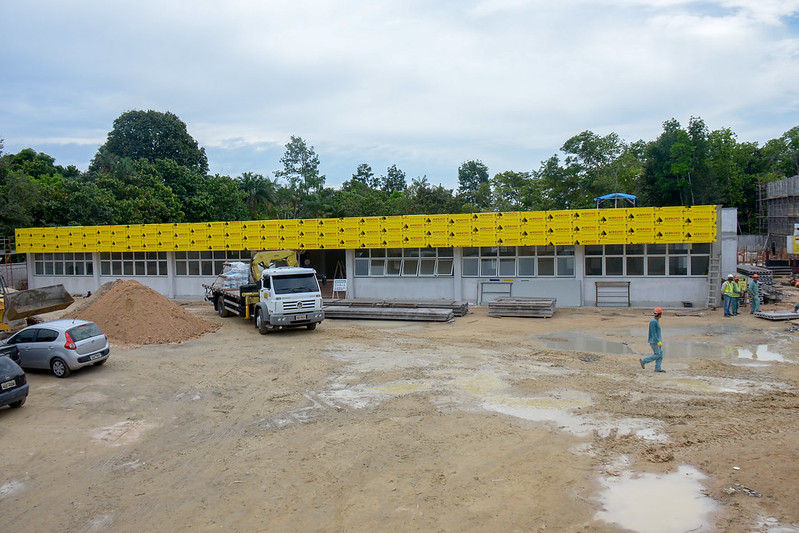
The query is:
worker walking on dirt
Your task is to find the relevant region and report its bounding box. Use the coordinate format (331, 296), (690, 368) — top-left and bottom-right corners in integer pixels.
(749, 274), (760, 314)
(721, 274), (737, 317)
(640, 307), (666, 373)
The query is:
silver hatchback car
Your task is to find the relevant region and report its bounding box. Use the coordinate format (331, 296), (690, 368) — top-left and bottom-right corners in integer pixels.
(3, 319), (110, 378)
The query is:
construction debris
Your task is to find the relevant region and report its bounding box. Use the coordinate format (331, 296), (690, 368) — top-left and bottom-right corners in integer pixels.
(488, 297), (557, 318)
(323, 305), (454, 322)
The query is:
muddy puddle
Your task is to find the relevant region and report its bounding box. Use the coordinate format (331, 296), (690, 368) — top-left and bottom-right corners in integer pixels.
(540, 329), (798, 364)
(595, 463), (717, 533)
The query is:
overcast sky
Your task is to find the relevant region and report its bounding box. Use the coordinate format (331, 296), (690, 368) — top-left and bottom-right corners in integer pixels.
(2, 1), (798, 190)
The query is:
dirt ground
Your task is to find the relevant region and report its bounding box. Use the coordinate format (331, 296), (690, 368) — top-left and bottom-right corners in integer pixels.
(1, 288), (798, 532)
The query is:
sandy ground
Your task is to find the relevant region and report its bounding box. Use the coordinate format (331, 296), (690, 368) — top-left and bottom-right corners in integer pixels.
(1, 299), (798, 532)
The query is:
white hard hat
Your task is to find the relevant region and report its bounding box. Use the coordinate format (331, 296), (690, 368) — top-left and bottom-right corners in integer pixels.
(727, 274), (734, 279)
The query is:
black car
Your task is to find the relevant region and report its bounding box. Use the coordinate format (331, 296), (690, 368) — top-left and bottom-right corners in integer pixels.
(0, 343), (21, 366)
(0, 356), (28, 409)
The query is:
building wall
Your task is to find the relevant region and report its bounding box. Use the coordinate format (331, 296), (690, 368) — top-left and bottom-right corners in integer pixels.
(23, 206), (734, 308)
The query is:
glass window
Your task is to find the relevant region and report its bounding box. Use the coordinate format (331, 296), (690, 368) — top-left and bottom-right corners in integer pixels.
(585, 245), (603, 256)
(402, 259), (418, 275)
(648, 256), (666, 275)
(538, 257), (554, 276)
(585, 257), (603, 276)
(462, 258), (479, 276)
(437, 259), (454, 275)
(669, 256), (688, 275)
(626, 257), (644, 276)
(480, 258), (497, 277)
(691, 255), (709, 276)
(419, 259), (436, 276)
(557, 256), (575, 276)
(33, 253), (94, 278)
(370, 259), (385, 276)
(499, 258), (515, 276)
(386, 259), (402, 276)
(605, 257), (623, 276)
(518, 257), (535, 276)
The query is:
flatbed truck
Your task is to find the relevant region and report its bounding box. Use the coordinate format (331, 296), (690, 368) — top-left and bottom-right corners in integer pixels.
(204, 264), (324, 334)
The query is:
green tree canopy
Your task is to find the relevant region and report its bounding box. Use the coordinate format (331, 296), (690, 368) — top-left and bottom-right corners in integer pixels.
(92, 110), (209, 174)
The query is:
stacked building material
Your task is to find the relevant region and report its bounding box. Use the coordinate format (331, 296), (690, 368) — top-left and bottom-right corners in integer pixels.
(753, 310), (799, 321)
(323, 305), (454, 322)
(328, 299), (469, 317)
(737, 265), (773, 285)
(488, 297), (557, 318)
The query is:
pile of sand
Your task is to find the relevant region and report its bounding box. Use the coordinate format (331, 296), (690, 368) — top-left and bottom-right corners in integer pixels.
(63, 280), (218, 345)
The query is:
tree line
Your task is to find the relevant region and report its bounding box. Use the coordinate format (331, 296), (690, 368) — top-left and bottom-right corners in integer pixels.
(1, 110), (797, 236)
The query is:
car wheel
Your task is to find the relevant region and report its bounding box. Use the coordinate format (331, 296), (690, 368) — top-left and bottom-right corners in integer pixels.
(50, 357), (71, 378)
(307, 323), (317, 330)
(9, 397), (25, 408)
(217, 297), (229, 317)
(256, 309), (269, 335)
(93, 358), (108, 366)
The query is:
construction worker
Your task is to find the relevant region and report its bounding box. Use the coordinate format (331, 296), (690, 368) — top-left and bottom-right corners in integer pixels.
(731, 274), (742, 315)
(721, 274), (737, 317)
(737, 275), (748, 309)
(749, 274), (760, 314)
(794, 282), (799, 313)
(640, 307), (665, 372)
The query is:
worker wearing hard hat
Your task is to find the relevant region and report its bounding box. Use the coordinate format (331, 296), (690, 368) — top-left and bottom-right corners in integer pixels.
(730, 274), (743, 316)
(721, 274), (738, 317)
(748, 274), (760, 314)
(640, 307), (666, 372)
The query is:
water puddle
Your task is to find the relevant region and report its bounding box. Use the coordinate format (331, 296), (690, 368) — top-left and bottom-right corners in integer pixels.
(539, 331), (796, 364)
(665, 340), (795, 364)
(540, 332), (635, 355)
(595, 464), (716, 532)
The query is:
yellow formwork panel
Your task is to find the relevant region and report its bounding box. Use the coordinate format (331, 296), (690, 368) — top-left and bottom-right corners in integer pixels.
(654, 206), (684, 224)
(597, 209), (626, 223)
(425, 229), (449, 247)
(402, 215), (427, 233)
(571, 209), (600, 223)
(545, 210), (572, 222)
(683, 229), (715, 242)
(380, 217), (403, 232)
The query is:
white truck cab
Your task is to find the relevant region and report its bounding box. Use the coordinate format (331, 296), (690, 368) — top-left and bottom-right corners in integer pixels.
(254, 266), (324, 333)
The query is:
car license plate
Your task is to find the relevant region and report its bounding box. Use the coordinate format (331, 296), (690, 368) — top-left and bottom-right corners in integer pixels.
(90, 353), (104, 361)
(1, 379), (15, 390)
(295, 315), (307, 320)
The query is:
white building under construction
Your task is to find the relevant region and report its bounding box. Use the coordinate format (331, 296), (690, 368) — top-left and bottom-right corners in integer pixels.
(16, 205), (738, 308)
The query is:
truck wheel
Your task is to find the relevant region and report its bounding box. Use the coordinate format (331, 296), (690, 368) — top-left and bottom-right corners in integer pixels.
(256, 309), (269, 335)
(217, 297), (229, 317)
(307, 323), (317, 330)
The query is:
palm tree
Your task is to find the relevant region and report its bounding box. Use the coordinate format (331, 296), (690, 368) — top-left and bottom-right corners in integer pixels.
(238, 172), (277, 218)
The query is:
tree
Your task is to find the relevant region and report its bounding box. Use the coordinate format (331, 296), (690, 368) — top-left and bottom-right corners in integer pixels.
(761, 126), (799, 178)
(350, 163), (378, 188)
(238, 172), (277, 219)
(491, 170), (534, 211)
(457, 160), (489, 206)
(92, 110), (209, 173)
(381, 164), (407, 194)
(274, 136), (326, 218)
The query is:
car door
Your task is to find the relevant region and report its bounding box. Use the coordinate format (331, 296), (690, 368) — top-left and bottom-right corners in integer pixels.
(10, 328), (42, 369)
(33, 328), (60, 367)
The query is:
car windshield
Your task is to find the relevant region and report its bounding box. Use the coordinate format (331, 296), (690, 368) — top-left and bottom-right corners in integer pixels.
(67, 322), (103, 342)
(271, 273), (319, 295)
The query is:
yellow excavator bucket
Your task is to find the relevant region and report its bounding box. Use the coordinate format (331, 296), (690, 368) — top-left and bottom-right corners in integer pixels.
(2, 285), (74, 322)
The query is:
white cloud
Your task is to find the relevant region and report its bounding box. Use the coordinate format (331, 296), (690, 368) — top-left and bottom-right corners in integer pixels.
(1, 0), (798, 185)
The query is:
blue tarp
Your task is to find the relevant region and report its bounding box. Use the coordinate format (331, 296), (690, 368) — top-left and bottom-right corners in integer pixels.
(594, 193), (637, 208)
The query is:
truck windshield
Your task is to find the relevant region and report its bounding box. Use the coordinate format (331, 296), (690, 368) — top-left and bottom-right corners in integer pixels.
(271, 273), (319, 295)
